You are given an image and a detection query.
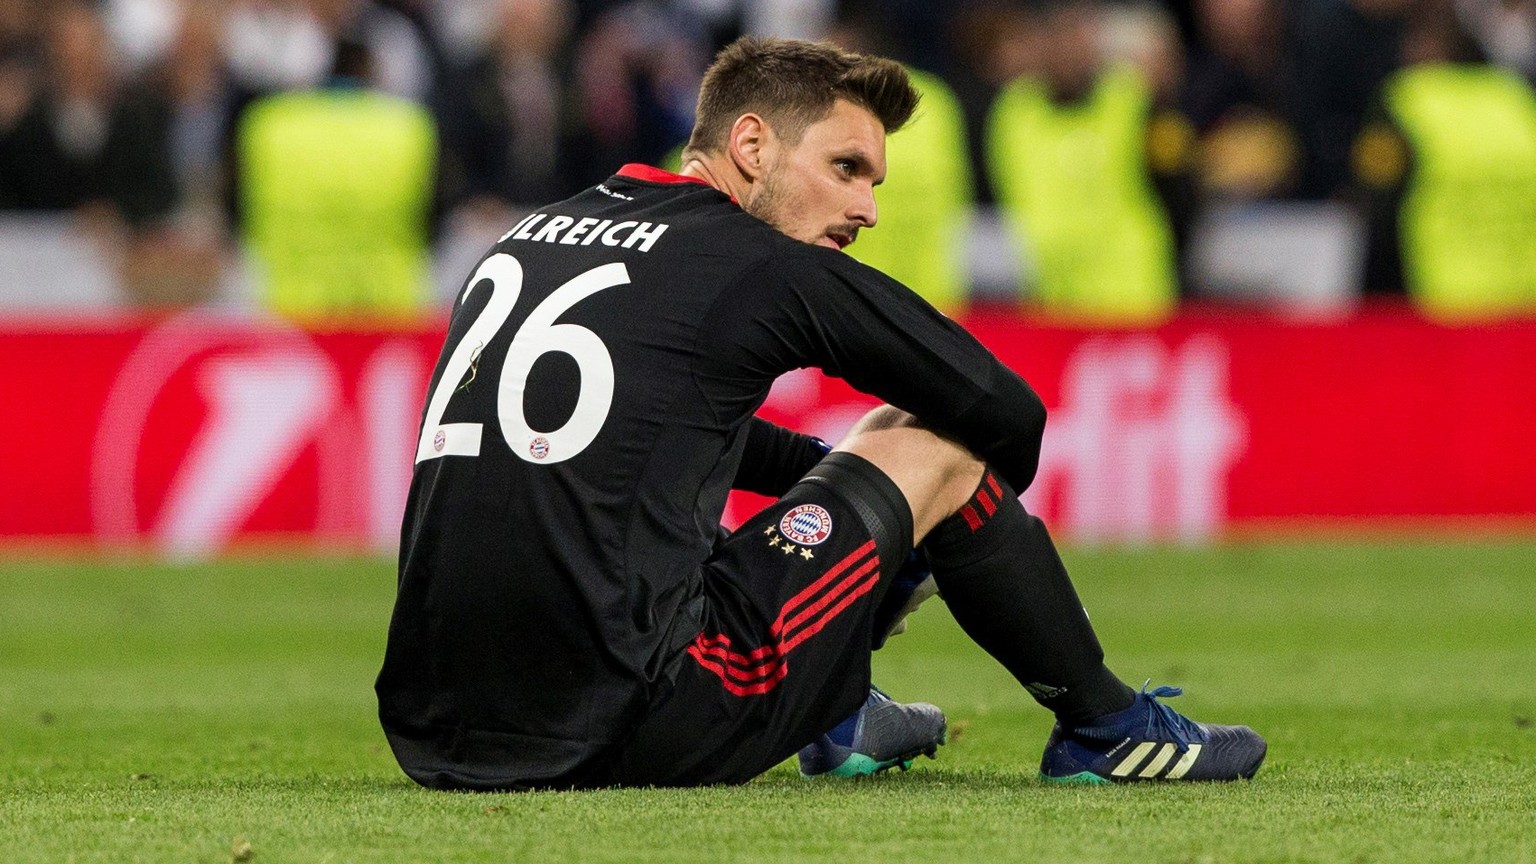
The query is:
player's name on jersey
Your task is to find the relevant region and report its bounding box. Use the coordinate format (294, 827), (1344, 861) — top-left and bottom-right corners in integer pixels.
(500, 212), (670, 252)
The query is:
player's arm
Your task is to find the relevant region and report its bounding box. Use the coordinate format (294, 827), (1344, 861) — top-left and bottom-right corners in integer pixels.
(755, 247), (1048, 493)
(733, 417), (830, 497)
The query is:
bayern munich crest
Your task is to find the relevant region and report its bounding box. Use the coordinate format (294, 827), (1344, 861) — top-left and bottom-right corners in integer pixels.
(529, 436), (551, 460)
(779, 504), (833, 546)
(432, 429), (446, 452)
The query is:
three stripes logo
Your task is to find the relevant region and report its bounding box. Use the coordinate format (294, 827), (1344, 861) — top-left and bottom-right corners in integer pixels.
(1109, 739), (1204, 780)
(687, 539), (881, 697)
(958, 472), (1006, 532)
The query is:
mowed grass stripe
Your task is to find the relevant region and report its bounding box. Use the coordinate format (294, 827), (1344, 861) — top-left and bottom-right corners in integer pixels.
(2, 540), (1534, 863)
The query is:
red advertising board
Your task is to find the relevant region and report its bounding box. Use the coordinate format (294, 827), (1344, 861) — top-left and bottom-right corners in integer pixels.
(2, 306), (1533, 556)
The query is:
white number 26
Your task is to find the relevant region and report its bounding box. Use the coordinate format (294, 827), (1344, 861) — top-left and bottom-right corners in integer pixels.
(415, 253), (629, 465)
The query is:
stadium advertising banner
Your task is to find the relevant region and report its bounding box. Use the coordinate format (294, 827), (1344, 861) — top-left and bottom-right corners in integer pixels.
(2, 308), (1533, 557)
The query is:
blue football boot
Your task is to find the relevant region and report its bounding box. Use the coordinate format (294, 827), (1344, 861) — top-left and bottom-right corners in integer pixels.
(1039, 683), (1266, 783)
(798, 687), (947, 778)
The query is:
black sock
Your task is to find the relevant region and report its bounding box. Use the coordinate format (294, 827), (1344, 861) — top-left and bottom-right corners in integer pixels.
(924, 470), (1134, 726)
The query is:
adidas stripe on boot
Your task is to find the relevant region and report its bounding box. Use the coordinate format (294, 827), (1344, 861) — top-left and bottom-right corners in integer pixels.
(1039, 683), (1266, 783)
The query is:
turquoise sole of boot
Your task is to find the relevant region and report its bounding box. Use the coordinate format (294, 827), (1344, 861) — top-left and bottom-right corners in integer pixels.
(1039, 770), (1112, 785)
(802, 754), (912, 778)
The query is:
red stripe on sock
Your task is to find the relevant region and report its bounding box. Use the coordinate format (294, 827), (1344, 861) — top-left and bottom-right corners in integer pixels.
(976, 488), (997, 517)
(986, 472), (1003, 500)
(960, 503), (982, 532)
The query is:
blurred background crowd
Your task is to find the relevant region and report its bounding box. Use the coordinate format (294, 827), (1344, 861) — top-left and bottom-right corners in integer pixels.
(1, 0), (1534, 323)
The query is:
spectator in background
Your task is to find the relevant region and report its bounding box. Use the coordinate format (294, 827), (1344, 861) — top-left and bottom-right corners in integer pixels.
(1352, 0), (1536, 320)
(0, 0), (36, 47)
(1181, 0), (1303, 202)
(946, 0), (1037, 207)
(1104, 0), (1187, 103)
(1456, 0), (1536, 83)
(1103, 1), (1196, 267)
(0, 1), (116, 211)
(829, 3), (975, 315)
(434, 0), (574, 224)
(738, 0), (834, 42)
(985, 0), (1187, 324)
(223, 0), (335, 97)
(0, 0), (42, 205)
(223, 0), (442, 109)
(568, 1), (708, 185)
(1286, 0), (1410, 199)
(309, 0), (443, 103)
(823, 0), (951, 72)
(104, 3), (232, 306)
(234, 35), (439, 322)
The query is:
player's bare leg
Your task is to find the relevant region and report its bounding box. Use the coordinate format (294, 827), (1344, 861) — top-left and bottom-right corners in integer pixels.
(833, 406), (989, 541)
(795, 407), (978, 777)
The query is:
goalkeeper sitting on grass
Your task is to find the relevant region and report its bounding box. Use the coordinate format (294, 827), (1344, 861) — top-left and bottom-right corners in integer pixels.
(376, 35), (1266, 790)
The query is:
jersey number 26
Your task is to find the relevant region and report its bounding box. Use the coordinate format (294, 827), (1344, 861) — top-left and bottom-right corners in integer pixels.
(415, 253), (629, 466)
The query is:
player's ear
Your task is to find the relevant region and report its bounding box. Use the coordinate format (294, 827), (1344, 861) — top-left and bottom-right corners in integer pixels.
(728, 113), (772, 181)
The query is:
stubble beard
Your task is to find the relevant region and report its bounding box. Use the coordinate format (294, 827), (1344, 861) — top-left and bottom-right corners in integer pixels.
(744, 167), (795, 238)
(745, 165), (860, 249)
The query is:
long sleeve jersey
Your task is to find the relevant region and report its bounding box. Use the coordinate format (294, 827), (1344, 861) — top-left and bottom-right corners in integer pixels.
(376, 164), (1045, 789)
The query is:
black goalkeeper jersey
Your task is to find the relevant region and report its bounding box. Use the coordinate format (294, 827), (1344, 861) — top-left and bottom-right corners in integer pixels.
(376, 164), (1046, 789)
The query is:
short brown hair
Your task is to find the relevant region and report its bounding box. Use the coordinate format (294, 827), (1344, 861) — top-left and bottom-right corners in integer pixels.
(684, 37), (919, 156)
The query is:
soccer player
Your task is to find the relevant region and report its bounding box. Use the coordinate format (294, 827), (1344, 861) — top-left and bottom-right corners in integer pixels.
(375, 37), (1266, 790)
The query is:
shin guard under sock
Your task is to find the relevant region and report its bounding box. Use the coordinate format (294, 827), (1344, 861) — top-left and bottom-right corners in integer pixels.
(925, 470), (1134, 726)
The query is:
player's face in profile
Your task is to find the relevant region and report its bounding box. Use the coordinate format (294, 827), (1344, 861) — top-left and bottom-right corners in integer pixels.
(747, 99), (887, 251)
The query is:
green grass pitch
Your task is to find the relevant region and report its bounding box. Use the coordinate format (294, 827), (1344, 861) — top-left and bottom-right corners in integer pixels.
(4, 538), (1535, 863)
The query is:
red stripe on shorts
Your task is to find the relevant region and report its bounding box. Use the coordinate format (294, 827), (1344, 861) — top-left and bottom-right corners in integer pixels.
(688, 539), (880, 696)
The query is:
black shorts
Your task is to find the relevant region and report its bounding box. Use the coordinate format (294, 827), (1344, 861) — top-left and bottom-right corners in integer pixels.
(601, 451), (914, 786)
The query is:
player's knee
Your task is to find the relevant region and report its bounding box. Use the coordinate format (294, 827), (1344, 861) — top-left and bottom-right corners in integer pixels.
(846, 405), (918, 436)
(844, 408), (979, 471)
(837, 408), (985, 526)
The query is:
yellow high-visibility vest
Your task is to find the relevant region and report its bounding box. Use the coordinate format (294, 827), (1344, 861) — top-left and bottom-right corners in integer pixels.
(1386, 64), (1536, 321)
(238, 88), (437, 323)
(847, 67), (974, 315)
(987, 65), (1177, 324)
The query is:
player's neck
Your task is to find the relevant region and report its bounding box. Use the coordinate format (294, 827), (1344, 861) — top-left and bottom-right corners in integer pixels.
(678, 156), (752, 204)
